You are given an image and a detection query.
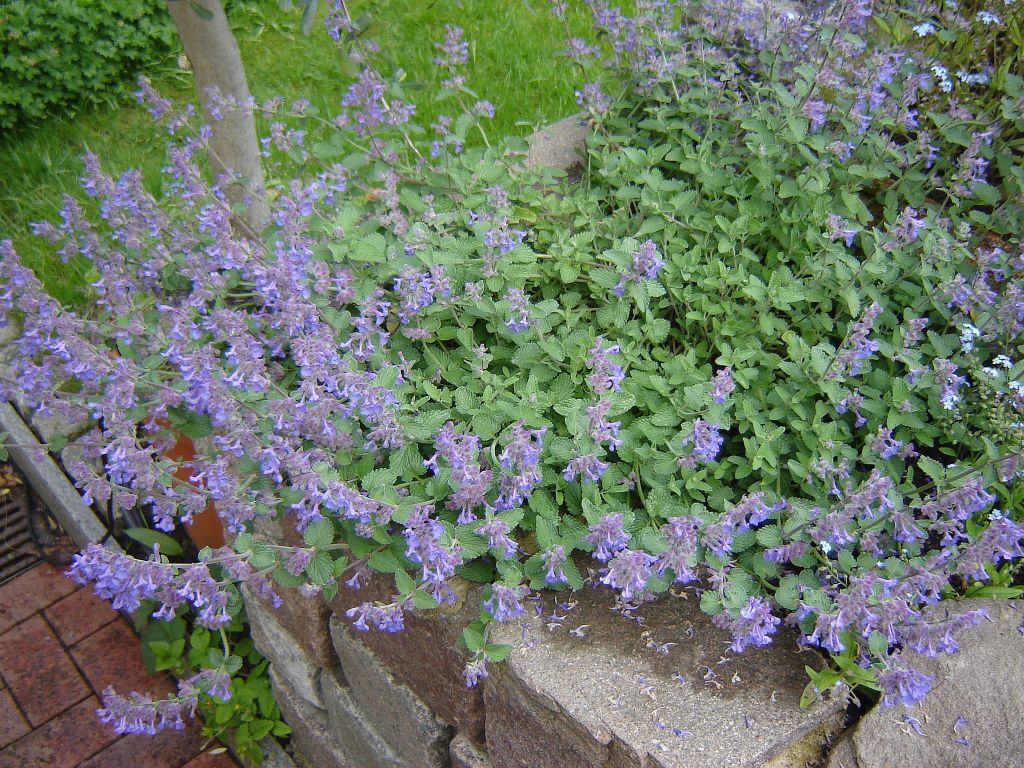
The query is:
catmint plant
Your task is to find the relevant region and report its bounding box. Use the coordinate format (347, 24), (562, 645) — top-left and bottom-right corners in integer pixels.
(1, 0), (1023, 733)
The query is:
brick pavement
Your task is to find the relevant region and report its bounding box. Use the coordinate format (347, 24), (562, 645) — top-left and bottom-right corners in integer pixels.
(0, 563), (238, 768)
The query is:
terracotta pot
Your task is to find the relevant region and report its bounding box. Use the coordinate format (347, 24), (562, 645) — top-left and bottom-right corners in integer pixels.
(152, 419), (225, 550)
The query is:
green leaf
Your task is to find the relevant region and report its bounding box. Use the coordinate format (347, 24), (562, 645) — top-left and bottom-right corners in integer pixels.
(306, 551), (335, 586)
(124, 527), (184, 556)
(303, 519), (335, 549)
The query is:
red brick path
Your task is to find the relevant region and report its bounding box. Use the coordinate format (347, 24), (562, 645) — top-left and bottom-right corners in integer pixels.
(0, 563), (237, 768)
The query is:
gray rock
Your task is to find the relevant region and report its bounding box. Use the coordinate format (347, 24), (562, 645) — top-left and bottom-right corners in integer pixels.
(0, 401), (111, 549)
(319, 666), (402, 768)
(526, 114), (588, 175)
(825, 599), (1024, 768)
(270, 667), (350, 768)
(329, 616), (454, 767)
(244, 583), (326, 708)
(486, 587), (845, 768)
(450, 733), (492, 768)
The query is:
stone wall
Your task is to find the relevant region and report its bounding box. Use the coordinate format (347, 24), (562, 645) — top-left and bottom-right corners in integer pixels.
(246, 562), (846, 768)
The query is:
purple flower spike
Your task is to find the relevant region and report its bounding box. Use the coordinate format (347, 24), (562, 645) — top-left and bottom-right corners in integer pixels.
(585, 512), (630, 561)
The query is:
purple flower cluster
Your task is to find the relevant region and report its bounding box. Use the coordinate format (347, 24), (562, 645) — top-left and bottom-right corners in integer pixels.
(585, 512), (631, 561)
(402, 503), (464, 602)
(586, 338), (625, 393)
(563, 453), (609, 484)
(425, 422), (493, 522)
(485, 584), (528, 622)
(494, 422), (546, 510)
(682, 419), (724, 463)
(829, 302), (882, 379)
(712, 596), (780, 653)
(601, 548), (656, 601)
(393, 265), (450, 324)
(586, 398), (623, 451)
(710, 367), (734, 404)
(68, 544), (233, 629)
(613, 239), (664, 296)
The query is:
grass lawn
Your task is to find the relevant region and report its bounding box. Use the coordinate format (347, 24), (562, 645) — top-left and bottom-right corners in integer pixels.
(0, 0), (593, 306)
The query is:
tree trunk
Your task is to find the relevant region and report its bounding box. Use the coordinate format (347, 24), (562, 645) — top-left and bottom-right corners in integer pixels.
(166, 0), (269, 236)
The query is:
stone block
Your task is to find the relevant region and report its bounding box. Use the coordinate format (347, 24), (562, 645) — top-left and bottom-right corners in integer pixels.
(270, 668), (350, 768)
(450, 733), (491, 768)
(245, 517), (337, 666)
(328, 570), (486, 744)
(244, 584), (325, 708)
(485, 588), (845, 768)
(319, 667), (401, 768)
(526, 114), (588, 174)
(825, 599), (1024, 768)
(329, 616), (454, 767)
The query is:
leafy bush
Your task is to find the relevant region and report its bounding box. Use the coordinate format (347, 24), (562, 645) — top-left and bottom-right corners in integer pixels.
(133, 601), (290, 762)
(0, 0), (175, 130)
(2, 0), (1023, 727)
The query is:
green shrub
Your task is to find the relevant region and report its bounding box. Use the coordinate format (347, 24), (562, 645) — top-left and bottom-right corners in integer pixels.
(0, 0), (175, 130)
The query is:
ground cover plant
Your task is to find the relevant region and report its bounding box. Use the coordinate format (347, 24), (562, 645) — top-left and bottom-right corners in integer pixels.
(1, 0), (1023, 743)
(0, 0), (590, 307)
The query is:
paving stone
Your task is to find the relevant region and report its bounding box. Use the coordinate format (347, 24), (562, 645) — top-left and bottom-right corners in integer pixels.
(328, 571), (486, 743)
(319, 666), (402, 768)
(0, 614), (90, 726)
(44, 587), (118, 646)
(79, 722), (207, 768)
(71, 619), (174, 699)
(244, 584), (326, 708)
(486, 587), (845, 768)
(450, 733), (492, 768)
(0, 696), (116, 768)
(329, 616), (454, 767)
(825, 599), (1024, 768)
(270, 667), (350, 768)
(526, 114), (588, 175)
(0, 689), (30, 748)
(0, 563), (78, 635)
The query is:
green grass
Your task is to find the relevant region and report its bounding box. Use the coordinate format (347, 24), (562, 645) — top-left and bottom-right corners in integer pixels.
(0, 0), (592, 306)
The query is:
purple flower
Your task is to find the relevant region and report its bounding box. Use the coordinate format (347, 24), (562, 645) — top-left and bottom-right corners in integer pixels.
(485, 584), (528, 622)
(656, 516), (700, 583)
(477, 516), (518, 559)
(710, 367), (734, 404)
(601, 548), (656, 600)
(878, 663), (932, 707)
(563, 453), (608, 483)
(933, 359), (967, 411)
(97, 685), (193, 736)
(827, 214), (858, 247)
(463, 658), (488, 687)
(871, 426), (903, 459)
(613, 239), (664, 296)
(393, 265), (449, 324)
(503, 287), (533, 332)
(585, 512), (630, 561)
(575, 82), (611, 113)
(586, 338), (625, 393)
(830, 303), (881, 379)
(682, 419), (723, 463)
(541, 545), (569, 585)
(802, 98), (827, 131)
(493, 422), (546, 510)
(347, 601), (406, 633)
(712, 596), (780, 653)
(587, 398), (623, 450)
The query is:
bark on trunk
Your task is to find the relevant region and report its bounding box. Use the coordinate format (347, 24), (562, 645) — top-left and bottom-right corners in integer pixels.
(166, 0), (269, 236)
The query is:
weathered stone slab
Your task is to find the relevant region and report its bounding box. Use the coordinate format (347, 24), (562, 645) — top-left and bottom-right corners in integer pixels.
(486, 587), (845, 768)
(270, 668), (349, 768)
(329, 616), (454, 767)
(244, 584), (326, 708)
(450, 733), (492, 768)
(526, 114), (587, 174)
(319, 667), (400, 768)
(328, 571), (487, 744)
(825, 599), (1024, 768)
(248, 518), (337, 667)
